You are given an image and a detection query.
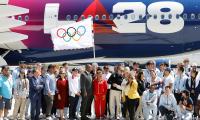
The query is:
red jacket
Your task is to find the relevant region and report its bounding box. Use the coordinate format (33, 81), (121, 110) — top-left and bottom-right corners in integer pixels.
(93, 79), (107, 96)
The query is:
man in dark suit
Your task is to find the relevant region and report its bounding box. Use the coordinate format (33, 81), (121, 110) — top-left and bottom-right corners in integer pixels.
(29, 69), (44, 120)
(80, 64), (93, 120)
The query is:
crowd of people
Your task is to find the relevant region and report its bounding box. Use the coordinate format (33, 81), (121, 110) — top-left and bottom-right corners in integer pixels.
(0, 58), (199, 120)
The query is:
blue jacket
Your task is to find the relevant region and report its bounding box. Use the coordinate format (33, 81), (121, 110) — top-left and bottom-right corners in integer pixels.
(29, 76), (44, 100)
(44, 73), (56, 95)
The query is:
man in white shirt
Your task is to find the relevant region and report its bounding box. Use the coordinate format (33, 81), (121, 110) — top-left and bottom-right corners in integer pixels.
(102, 65), (111, 116)
(144, 60), (160, 85)
(62, 63), (72, 79)
(162, 68), (174, 93)
(69, 68), (81, 119)
(183, 58), (191, 76)
(142, 85), (158, 120)
(159, 86), (177, 119)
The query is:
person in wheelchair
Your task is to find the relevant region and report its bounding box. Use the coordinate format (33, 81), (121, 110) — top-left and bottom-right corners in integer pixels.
(177, 90), (193, 120)
(159, 86), (177, 120)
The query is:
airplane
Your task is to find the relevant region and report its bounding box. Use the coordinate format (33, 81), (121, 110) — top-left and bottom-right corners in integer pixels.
(1, 0), (200, 65)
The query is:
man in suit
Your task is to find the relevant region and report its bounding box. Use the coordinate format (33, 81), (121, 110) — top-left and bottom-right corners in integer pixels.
(80, 64), (93, 120)
(29, 69), (44, 120)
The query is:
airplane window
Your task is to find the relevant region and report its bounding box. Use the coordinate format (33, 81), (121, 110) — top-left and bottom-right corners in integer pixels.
(191, 13), (195, 20)
(102, 15), (106, 20)
(116, 14), (120, 20)
(88, 15), (93, 18)
(124, 14), (128, 20)
(95, 15), (99, 20)
(81, 15), (85, 20)
(139, 14), (143, 20)
(131, 14), (135, 20)
(168, 14), (172, 19)
(73, 15), (78, 20)
(183, 13), (187, 20)
(25, 15), (29, 21)
(18, 16), (22, 21)
(153, 15), (157, 19)
(146, 14), (150, 20)
(66, 15), (71, 21)
(161, 14), (165, 19)
(109, 14), (114, 20)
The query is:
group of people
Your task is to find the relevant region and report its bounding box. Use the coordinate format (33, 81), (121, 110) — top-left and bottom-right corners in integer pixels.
(0, 58), (199, 120)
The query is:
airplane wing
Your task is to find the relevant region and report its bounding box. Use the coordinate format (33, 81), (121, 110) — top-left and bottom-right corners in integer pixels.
(0, 32), (28, 50)
(0, 56), (7, 66)
(0, 1), (29, 51)
(0, 18), (26, 32)
(0, 5), (29, 17)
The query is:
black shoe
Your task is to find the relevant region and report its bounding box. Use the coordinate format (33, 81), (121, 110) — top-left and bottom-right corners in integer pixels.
(81, 116), (90, 120)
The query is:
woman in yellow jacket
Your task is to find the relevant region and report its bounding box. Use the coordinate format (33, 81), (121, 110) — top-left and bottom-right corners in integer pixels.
(127, 73), (140, 120)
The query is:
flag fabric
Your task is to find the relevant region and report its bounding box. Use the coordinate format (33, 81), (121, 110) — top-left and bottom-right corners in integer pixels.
(51, 18), (94, 50)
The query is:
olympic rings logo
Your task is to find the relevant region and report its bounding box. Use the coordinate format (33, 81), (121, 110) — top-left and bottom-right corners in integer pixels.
(56, 26), (86, 42)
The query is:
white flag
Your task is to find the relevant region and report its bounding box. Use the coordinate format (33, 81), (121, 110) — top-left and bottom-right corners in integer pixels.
(51, 18), (94, 50)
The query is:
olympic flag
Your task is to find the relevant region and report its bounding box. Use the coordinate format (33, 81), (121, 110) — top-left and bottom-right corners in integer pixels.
(51, 18), (94, 50)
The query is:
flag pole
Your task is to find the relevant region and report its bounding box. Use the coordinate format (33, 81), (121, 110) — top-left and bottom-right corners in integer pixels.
(91, 17), (96, 59)
(93, 40), (96, 59)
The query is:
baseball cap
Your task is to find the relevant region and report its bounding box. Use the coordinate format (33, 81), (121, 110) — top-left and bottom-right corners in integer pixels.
(165, 67), (171, 73)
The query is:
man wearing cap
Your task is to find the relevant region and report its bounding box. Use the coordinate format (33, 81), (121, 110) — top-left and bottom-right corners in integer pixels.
(69, 68), (81, 119)
(0, 66), (13, 119)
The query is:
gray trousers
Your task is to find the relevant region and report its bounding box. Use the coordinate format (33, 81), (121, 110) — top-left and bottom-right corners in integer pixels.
(44, 95), (54, 116)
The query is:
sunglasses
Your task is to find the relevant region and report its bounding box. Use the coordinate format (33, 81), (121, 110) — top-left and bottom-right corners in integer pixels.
(97, 72), (102, 74)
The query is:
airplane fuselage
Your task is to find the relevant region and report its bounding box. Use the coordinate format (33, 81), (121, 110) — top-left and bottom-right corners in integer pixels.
(4, 0), (200, 64)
